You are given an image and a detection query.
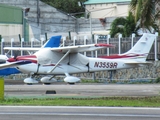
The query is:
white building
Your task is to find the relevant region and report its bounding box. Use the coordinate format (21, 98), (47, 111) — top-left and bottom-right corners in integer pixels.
(81, 0), (131, 36)
(84, 0), (131, 18)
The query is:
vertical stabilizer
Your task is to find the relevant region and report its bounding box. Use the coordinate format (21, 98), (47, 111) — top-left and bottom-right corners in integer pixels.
(42, 35), (61, 48)
(124, 33), (156, 55)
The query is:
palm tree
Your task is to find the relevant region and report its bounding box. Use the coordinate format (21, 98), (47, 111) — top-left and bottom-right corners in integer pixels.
(110, 12), (135, 37)
(130, 0), (160, 35)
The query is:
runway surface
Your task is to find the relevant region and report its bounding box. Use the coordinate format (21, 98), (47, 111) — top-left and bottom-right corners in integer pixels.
(4, 83), (160, 97)
(3, 80), (160, 120)
(0, 106), (160, 120)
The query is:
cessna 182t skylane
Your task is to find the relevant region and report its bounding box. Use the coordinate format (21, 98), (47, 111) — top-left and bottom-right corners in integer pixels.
(2, 33), (156, 84)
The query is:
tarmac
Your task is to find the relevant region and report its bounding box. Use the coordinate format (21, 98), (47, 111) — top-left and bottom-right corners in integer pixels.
(4, 79), (160, 98)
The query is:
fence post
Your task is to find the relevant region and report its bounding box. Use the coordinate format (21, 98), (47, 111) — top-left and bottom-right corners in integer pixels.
(11, 38), (14, 57)
(63, 37), (66, 47)
(73, 36), (76, 46)
(45, 33), (48, 41)
(107, 35), (110, 56)
(31, 38), (34, 48)
(84, 36), (87, 56)
(21, 38), (24, 56)
(41, 37), (45, 47)
(0, 35), (1, 43)
(1, 38), (4, 55)
(68, 31), (71, 40)
(18, 34), (21, 42)
(118, 34), (122, 54)
(95, 35), (98, 58)
(131, 33), (135, 48)
(155, 32), (158, 61)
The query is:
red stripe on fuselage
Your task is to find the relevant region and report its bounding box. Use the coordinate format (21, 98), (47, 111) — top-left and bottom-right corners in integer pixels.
(99, 54), (145, 59)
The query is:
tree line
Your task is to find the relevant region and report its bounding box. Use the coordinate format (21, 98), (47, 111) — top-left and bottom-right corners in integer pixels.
(110, 0), (160, 37)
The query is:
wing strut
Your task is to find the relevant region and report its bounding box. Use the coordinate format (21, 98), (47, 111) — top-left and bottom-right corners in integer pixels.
(47, 50), (70, 73)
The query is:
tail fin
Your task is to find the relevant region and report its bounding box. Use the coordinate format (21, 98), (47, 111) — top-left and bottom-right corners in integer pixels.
(124, 33), (156, 55)
(99, 33), (156, 61)
(42, 35), (61, 48)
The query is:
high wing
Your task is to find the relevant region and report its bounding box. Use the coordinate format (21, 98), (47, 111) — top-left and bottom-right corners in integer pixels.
(4, 47), (40, 51)
(49, 43), (114, 53)
(0, 61), (31, 69)
(4, 43), (115, 53)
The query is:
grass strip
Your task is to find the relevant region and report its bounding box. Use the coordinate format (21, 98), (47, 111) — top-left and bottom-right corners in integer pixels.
(0, 96), (160, 107)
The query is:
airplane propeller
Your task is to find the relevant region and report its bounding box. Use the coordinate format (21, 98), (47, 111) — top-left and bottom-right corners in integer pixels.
(6, 50), (20, 62)
(13, 50), (20, 60)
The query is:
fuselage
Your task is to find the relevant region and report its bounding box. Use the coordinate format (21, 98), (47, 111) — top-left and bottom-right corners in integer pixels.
(14, 56), (138, 75)
(6, 46), (147, 75)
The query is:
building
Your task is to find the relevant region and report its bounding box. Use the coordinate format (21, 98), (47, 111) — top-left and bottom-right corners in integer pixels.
(84, 0), (131, 18)
(0, 0), (77, 41)
(82, 0), (131, 37)
(0, 4), (23, 41)
(0, 0), (133, 41)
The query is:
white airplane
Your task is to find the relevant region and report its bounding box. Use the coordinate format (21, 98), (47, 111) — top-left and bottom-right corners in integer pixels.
(3, 33), (156, 84)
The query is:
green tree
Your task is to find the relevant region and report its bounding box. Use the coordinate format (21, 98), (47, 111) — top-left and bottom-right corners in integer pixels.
(41, 0), (86, 17)
(110, 12), (135, 37)
(130, 0), (160, 34)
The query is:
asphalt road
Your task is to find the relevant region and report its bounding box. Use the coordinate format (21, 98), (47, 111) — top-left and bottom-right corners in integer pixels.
(4, 84), (160, 97)
(0, 106), (160, 120)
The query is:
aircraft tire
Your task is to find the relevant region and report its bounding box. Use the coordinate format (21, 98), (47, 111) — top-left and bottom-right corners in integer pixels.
(43, 83), (51, 85)
(68, 82), (75, 85)
(27, 83), (33, 85)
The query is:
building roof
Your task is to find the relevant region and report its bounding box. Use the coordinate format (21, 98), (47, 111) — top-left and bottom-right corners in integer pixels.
(84, 0), (131, 5)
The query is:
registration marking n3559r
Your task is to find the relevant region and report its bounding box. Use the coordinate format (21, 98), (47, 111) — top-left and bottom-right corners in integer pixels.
(94, 62), (118, 68)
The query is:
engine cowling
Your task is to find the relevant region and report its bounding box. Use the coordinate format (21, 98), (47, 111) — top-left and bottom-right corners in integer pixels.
(24, 77), (39, 84)
(64, 76), (80, 84)
(40, 77), (57, 83)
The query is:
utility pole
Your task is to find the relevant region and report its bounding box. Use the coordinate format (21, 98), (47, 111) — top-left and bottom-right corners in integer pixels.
(22, 8), (30, 41)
